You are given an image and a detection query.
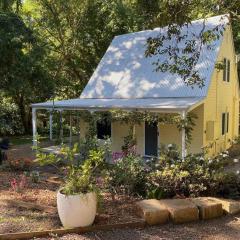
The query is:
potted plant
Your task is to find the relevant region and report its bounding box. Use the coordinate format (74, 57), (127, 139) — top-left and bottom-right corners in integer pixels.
(35, 143), (105, 228)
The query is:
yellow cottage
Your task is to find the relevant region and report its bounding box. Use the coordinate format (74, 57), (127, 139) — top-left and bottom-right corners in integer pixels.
(32, 14), (239, 158)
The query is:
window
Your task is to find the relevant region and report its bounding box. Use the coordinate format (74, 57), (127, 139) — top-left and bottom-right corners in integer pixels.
(97, 119), (111, 139)
(223, 58), (230, 82)
(222, 113), (225, 135)
(222, 112), (229, 135)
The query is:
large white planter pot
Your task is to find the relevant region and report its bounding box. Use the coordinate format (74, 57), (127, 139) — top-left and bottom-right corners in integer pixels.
(57, 190), (97, 228)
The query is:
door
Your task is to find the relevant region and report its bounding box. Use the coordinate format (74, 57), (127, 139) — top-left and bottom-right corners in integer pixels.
(145, 122), (158, 156)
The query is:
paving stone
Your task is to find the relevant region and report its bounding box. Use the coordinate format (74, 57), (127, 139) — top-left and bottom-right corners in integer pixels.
(208, 197), (240, 215)
(136, 199), (169, 225)
(159, 199), (199, 223)
(191, 197), (223, 220)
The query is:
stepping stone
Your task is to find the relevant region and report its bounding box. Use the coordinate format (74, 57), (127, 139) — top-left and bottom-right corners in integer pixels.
(160, 199), (199, 223)
(191, 197), (223, 220)
(136, 199), (169, 225)
(208, 197), (240, 214)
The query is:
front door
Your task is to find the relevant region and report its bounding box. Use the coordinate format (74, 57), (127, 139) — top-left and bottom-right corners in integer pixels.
(145, 122), (158, 156)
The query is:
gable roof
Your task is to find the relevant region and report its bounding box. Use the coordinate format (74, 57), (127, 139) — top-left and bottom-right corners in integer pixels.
(81, 14), (229, 99)
(32, 15), (230, 112)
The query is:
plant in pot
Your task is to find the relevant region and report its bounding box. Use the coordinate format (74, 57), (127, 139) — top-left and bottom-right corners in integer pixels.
(35, 143), (105, 228)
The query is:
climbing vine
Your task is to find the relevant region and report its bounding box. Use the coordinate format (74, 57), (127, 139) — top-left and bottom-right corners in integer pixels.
(78, 110), (197, 145)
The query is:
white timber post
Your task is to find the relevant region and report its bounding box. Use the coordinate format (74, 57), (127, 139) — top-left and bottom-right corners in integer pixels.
(32, 108), (37, 146)
(59, 110), (63, 144)
(69, 112), (72, 146)
(181, 110), (186, 160)
(49, 111), (53, 141)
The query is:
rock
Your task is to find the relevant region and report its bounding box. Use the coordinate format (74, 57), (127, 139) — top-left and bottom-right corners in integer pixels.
(159, 199), (199, 223)
(208, 197), (240, 215)
(191, 197), (223, 220)
(136, 199), (169, 225)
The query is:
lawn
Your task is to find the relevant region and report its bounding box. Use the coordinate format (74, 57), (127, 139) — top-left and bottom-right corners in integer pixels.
(8, 135), (48, 146)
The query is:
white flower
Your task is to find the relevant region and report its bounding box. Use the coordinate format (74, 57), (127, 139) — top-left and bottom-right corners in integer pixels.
(222, 154), (228, 158)
(170, 164), (175, 168)
(208, 159), (213, 164)
(168, 144), (173, 148)
(199, 157), (204, 161)
(216, 159), (219, 163)
(233, 159), (239, 163)
(236, 170), (240, 175)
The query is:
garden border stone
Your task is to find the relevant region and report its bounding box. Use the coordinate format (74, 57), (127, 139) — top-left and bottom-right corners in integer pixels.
(136, 199), (169, 225)
(191, 197), (223, 220)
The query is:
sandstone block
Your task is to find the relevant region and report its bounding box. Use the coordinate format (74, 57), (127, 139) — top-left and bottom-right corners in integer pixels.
(191, 197), (223, 220)
(136, 199), (169, 225)
(159, 199), (199, 223)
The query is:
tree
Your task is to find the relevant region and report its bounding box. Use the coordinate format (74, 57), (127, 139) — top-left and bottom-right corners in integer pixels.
(144, 0), (240, 86)
(0, 12), (54, 133)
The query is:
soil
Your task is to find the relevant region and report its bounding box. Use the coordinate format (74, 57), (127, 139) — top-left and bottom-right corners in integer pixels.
(33, 214), (240, 240)
(0, 169), (140, 234)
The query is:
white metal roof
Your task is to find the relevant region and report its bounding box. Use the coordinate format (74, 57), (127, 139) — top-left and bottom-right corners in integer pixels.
(81, 15), (228, 99)
(32, 97), (203, 112)
(32, 15), (228, 112)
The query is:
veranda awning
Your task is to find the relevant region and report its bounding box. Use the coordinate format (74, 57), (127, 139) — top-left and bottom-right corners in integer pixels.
(31, 97), (203, 113)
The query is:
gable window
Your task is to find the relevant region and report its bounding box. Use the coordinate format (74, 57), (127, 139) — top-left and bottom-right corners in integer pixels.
(222, 112), (229, 135)
(97, 119), (111, 139)
(223, 58), (230, 82)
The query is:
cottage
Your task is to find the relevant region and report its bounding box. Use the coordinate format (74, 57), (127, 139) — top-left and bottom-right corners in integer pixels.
(32, 14), (239, 158)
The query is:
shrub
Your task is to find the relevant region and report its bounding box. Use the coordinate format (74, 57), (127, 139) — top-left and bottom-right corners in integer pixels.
(106, 153), (148, 196)
(7, 157), (32, 171)
(10, 175), (28, 192)
(147, 145), (239, 199)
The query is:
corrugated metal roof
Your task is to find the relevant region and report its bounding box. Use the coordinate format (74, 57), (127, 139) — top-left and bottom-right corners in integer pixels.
(81, 15), (229, 99)
(32, 97), (203, 112)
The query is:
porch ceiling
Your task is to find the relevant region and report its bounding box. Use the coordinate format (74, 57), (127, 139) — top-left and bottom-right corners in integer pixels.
(31, 97), (204, 113)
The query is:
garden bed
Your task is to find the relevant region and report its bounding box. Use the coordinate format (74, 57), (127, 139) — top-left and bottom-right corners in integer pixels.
(0, 169), (141, 234)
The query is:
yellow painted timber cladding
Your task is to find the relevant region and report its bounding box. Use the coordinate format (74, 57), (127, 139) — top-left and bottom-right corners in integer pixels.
(79, 26), (239, 157)
(203, 25), (239, 157)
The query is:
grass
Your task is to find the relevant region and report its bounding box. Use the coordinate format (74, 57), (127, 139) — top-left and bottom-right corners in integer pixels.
(8, 135), (48, 146)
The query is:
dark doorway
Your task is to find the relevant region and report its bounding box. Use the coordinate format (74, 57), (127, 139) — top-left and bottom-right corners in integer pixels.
(97, 119), (111, 139)
(145, 122), (158, 156)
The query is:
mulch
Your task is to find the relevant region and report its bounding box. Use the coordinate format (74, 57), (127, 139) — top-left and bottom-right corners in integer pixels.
(0, 169), (141, 235)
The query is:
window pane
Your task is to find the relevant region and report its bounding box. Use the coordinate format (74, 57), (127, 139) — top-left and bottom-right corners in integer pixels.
(227, 60), (230, 82)
(222, 113), (225, 135)
(223, 58), (227, 81)
(227, 112), (229, 133)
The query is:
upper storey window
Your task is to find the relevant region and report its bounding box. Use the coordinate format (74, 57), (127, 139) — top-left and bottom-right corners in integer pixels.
(223, 58), (230, 82)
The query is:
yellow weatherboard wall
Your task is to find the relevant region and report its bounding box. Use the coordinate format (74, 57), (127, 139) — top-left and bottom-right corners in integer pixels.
(202, 25), (239, 156)
(79, 25), (239, 157)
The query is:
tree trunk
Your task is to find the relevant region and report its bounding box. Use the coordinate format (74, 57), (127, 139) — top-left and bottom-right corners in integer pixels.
(15, 95), (31, 134)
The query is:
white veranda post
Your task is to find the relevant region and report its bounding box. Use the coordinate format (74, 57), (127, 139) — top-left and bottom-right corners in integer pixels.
(181, 111), (186, 160)
(32, 108), (37, 146)
(49, 111), (53, 141)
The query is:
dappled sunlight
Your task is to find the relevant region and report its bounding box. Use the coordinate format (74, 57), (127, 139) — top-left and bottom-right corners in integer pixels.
(80, 15), (227, 100)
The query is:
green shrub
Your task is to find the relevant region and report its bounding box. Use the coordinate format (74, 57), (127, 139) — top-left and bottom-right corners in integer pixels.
(106, 153), (148, 196)
(147, 145), (239, 199)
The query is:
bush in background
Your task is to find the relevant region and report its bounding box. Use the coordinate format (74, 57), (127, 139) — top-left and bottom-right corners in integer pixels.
(0, 97), (24, 136)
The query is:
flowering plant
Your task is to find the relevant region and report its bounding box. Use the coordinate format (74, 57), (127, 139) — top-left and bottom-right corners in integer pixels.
(10, 175), (27, 192)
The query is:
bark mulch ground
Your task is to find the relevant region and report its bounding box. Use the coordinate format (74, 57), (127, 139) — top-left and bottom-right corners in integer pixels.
(34, 214), (240, 240)
(0, 169), (141, 235)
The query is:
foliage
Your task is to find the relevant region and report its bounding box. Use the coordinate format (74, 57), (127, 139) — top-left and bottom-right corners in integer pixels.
(106, 153), (148, 197)
(10, 174), (27, 192)
(0, 8), (54, 133)
(29, 170), (40, 183)
(146, 145), (239, 199)
(35, 139), (109, 195)
(7, 157), (32, 171)
(0, 97), (24, 135)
